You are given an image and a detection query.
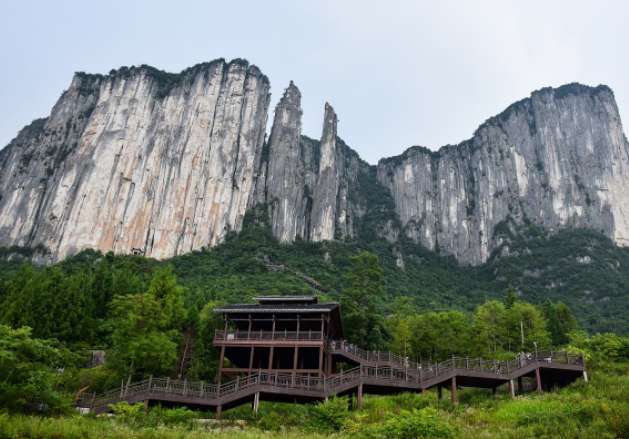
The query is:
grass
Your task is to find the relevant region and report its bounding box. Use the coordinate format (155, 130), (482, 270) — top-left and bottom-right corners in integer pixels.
(1, 362), (627, 439)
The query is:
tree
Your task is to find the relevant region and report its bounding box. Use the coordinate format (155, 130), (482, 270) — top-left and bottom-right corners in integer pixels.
(107, 267), (185, 379)
(471, 301), (507, 356)
(541, 300), (579, 346)
(507, 302), (551, 351)
(505, 285), (517, 309)
(0, 325), (71, 412)
(341, 252), (389, 349)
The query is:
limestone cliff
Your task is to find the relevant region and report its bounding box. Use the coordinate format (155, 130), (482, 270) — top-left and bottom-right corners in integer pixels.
(258, 83), (368, 244)
(0, 60), (271, 261)
(2, 61), (628, 267)
(377, 84), (629, 265)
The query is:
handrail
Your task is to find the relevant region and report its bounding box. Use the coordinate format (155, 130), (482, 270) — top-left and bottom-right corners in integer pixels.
(82, 349), (584, 411)
(215, 330), (325, 341)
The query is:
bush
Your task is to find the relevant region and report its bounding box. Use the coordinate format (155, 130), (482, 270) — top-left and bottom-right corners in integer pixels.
(308, 396), (349, 433)
(383, 407), (458, 439)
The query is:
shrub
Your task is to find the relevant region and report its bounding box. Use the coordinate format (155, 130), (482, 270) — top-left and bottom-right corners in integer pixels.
(308, 396), (349, 433)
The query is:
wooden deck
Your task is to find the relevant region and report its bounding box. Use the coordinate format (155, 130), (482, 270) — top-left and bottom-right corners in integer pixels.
(79, 349), (586, 417)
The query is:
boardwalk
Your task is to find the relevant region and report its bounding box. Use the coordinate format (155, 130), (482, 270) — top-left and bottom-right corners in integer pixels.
(79, 347), (586, 417)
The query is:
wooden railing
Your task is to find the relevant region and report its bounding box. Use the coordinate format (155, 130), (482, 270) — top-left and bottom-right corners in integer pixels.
(82, 349), (584, 411)
(214, 330), (325, 341)
(329, 341), (585, 377)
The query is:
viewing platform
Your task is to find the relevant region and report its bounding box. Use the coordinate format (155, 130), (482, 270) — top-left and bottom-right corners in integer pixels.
(78, 296), (587, 418)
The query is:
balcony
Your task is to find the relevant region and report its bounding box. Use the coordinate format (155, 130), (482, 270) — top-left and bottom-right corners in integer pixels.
(214, 330), (325, 342)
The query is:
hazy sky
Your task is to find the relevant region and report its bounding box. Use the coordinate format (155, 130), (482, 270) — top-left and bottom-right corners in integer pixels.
(1, 0), (628, 164)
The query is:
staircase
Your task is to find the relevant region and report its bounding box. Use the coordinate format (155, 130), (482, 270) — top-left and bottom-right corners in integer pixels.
(78, 349), (586, 415)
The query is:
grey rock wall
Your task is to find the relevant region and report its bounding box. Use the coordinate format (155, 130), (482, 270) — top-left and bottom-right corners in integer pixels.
(261, 84), (367, 244)
(1, 63), (627, 268)
(377, 84), (629, 265)
(0, 60), (271, 261)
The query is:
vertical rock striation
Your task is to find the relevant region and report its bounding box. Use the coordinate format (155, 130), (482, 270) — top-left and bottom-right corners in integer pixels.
(2, 67), (628, 268)
(310, 103), (340, 242)
(377, 84), (629, 265)
(260, 84), (367, 244)
(0, 60), (271, 261)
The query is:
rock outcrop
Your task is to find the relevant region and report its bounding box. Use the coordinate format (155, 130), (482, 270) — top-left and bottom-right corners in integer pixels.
(1, 60), (628, 267)
(0, 60), (271, 261)
(376, 84), (629, 265)
(259, 83), (368, 244)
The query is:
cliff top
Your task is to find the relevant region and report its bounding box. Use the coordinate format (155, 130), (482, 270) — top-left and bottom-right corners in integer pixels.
(378, 83), (615, 167)
(72, 58), (269, 99)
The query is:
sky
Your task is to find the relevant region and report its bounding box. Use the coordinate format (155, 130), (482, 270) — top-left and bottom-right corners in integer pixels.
(1, 0), (628, 165)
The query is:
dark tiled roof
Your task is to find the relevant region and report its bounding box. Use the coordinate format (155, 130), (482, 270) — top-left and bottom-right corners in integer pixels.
(253, 295), (318, 302)
(214, 303), (338, 313)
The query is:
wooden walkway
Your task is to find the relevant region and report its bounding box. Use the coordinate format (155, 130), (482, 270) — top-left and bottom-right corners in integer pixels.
(79, 348), (586, 417)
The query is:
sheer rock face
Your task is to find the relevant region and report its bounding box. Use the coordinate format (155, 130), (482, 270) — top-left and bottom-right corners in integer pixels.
(261, 87), (366, 244)
(2, 68), (628, 267)
(376, 85), (629, 265)
(0, 60), (271, 261)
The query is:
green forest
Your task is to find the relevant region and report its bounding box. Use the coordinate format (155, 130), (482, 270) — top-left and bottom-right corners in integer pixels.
(0, 208), (629, 437)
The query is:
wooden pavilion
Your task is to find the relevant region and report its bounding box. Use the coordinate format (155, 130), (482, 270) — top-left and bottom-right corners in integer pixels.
(213, 296), (343, 382)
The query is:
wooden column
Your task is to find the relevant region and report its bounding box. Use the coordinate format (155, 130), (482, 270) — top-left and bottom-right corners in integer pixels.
(492, 387), (496, 395)
(293, 346), (300, 380)
(217, 345), (226, 383)
(509, 379), (516, 399)
(535, 368), (543, 393)
(252, 392), (260, 413)
(451, 376), (457, 403)
(422, 388), (426, 395)
(248, 346), (255, 376)
(438, 386), (442, 399)
(215, 405), (222, 420)
(318, 345), (325, 377)
(517, 377), (523, 395)
(357, 384), (363, 409)
(348, 392), (354, 411)
(247, 314), (252, 339)
(268, 347), (274, 371)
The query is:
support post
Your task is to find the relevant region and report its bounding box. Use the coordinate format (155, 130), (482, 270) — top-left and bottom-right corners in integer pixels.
(200, 381), (204, 397)
(438, 386), (442, 400)
(217, 345), (226, 383)
(509, 379), (516, 399)
(357, 384), (363, 409)
(215, 405), (222, 420)
(348, 392), (353, 411)
(583, 371), (589, 382)
(318, 345), (324, 377)
(249, 346), (255, 376)
(148, 375), (153, 394)
(422, 388), (426, 395)
(535, 367), (542, 393)
(451, 376), (457, 403)
(268, 346), (274, 371)
(517, 377), (523, 395)
(252, 392), (260, 413)
(90, 392), (96, 410)
(248, 314), (252, 339)
(492, 387), (496, 395)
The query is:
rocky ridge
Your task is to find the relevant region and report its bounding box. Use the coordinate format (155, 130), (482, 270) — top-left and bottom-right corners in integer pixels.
(376, 84), (629, 265)
(1, 60), (628, 266)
